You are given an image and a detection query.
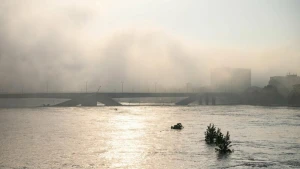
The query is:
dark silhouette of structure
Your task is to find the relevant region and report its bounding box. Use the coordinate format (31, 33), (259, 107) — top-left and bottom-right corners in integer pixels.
(287, 84), (300, 106)
(269, 73), (300, 98)
(0, 92), (241, 107)
(243, 85), (286, 106)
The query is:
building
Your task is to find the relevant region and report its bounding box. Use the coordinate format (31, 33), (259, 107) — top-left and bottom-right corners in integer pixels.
(269, 73), (300, 97)
(211, 67), (251, 93)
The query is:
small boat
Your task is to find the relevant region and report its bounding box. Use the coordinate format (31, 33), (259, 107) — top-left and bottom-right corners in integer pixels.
(171, 123), (184, 129)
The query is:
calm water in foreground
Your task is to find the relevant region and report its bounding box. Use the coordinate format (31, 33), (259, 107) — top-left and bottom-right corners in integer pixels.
(0, 105), (300, 169)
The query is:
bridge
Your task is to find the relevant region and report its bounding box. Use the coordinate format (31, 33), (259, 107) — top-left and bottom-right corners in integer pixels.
(0, 92), (241, 106)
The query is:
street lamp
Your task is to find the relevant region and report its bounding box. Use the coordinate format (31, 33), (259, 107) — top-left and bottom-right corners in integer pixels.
(97, 86), (101, 93)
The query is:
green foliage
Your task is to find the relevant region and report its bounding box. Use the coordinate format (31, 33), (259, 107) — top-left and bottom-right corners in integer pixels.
(171, 123), (184, 129)
(204, 124), (234, 154)
(204, 124), (217, 144)
(215, 128), (224, 145)
(215, 131), (233, 154)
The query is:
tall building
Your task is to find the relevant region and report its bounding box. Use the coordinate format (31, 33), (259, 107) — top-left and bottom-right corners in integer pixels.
(269, 73), (300, 97)
(211, 67), (251, 93)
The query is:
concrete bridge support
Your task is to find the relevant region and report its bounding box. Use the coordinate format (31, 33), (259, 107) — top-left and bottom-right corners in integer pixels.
(205, 95), (209, 105)
(54, 94), (98, 107)
(198, 96), (203, 105)
(212, 96), (216, 105)
(97, 96), (122, 106)
(54, 94), (122, 107)
(81, 94), (97, 106)
(175, 95), (217, 106)
(54, 99), (79, 107)
(175, 96), (196, 105)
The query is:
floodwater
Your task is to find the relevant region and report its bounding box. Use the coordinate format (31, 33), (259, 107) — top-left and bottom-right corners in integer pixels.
(0, 106), (300, 169)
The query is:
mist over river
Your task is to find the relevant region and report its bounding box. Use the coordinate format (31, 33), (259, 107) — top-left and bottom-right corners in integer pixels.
(0, 106), (300, 169)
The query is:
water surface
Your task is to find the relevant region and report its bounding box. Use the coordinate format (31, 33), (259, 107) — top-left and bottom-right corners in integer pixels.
(0, 106), (300, 168)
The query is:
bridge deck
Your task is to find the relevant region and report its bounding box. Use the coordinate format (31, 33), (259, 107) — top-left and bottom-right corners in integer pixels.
(0, 92), (239, 99)
(0, 92), (242, 106)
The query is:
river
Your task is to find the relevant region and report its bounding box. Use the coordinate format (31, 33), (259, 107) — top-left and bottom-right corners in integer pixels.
(0, 105), (300, 168)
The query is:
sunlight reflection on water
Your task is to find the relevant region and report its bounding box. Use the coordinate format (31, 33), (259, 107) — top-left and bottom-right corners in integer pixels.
(0, 106), (300, 168)
(104, 113), (147, 169)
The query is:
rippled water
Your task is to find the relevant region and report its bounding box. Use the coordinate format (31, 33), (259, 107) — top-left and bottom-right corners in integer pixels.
(0, 106), (300, 169)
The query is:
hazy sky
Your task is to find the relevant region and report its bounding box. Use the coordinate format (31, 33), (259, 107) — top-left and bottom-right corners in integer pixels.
(0, 0), (299, 92)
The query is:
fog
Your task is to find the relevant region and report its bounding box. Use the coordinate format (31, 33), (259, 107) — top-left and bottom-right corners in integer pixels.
(0, 0), (299, 93)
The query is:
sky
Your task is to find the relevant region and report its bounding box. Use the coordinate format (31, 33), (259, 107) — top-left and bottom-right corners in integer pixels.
(0, 0), (299, 92)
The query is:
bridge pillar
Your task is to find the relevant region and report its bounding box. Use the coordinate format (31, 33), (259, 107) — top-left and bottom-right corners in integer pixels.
(175, 96), (196, 105)
(97, 96), (122, 106)
(212, 96), (216, 105)
(54, 99), (79, 107)
(80, 94), (97, 106)
(205, 95), (209, 105)
(81, 99), (97, 106)
(198, 96), (203, 105)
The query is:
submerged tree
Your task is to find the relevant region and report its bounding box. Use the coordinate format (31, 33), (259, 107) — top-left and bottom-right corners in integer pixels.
(215, 131), (233, 154)
(204, 123), (217, 144)
(204, 123), (234, 154)
(215, 128), (223, 145)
